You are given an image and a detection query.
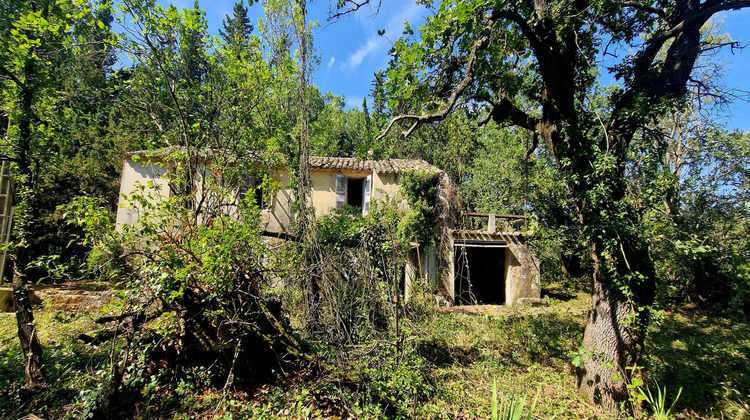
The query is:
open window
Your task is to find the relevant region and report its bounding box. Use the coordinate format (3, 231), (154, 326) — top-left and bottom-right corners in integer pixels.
(335, 174), (371, 215)
(253, 184), (270, 210)
(238, 174), (270, 210)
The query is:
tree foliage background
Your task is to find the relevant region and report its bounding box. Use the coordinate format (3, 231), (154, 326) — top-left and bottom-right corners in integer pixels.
(0, 0), (749, 417)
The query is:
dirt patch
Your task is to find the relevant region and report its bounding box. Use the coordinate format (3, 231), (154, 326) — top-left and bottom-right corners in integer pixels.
(30, 282), (117, 312)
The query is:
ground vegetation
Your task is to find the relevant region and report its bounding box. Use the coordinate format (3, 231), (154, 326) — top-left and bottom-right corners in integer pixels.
(0, 0), (749, 418)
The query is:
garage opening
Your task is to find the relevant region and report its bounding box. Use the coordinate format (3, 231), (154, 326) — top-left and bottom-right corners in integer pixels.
(454, 242), (506, 305)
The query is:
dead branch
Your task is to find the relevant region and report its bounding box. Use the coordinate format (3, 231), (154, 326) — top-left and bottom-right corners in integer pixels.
(253, 297), (402, 413)
(327, 0), (381, 21)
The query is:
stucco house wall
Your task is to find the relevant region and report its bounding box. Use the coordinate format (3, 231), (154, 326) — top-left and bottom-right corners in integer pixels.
(115, 159), (170, 228)
(115, 150), (541, 306)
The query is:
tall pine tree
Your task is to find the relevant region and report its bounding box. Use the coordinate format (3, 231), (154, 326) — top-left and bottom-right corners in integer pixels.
(219, 1), (254, 58)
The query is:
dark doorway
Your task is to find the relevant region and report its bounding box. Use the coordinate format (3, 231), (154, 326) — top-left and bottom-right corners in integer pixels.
(347, 178), (364, 208)
(454, 244), (506, 305)
(254, 185), (268, 210)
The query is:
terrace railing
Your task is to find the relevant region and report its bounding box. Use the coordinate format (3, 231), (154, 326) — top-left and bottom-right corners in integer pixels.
(460, 212), (527, 234)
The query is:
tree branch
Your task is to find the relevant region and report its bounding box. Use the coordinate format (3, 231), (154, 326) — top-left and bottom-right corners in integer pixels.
(327, 0), (382, 21)
(0, 64), (29, 93)
(523, 133), (540, 161)
(492, 9), (543, 56)
(489, 94), (540, 132)
(700, 0), (750, 18)
(622, 1), (667, 17)
(633, 0), (750, 81)
(611, 0), (750, 151)
(376, 12), (498, 142)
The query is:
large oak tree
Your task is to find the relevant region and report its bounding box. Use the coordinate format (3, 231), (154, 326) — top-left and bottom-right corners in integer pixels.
(357, 0), (750, 410)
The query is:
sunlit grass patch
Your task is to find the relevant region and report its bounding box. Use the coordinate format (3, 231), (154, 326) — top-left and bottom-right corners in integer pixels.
(0, 301), (111, 419)
(647, 308), (750, 418)
(2, 290), (749, 418)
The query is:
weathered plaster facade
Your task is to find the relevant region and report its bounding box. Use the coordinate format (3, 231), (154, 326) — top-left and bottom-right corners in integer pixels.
(115, 159), (170, 227)
(405, 221), (541, 306)
(116, 150), (541, 306)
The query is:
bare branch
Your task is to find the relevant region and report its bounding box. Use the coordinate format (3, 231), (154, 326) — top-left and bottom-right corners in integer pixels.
(376, 12), (498, 142)
(701, 40), (742, 53)
(327, 0), (382, 22)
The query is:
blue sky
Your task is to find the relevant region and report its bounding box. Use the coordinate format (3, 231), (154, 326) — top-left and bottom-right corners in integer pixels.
(157, 0), (427, 109)
(158, 0), (750, 131)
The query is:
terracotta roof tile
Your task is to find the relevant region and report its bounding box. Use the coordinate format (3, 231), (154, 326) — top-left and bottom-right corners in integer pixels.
(308, 156), (441, 174)
(123, 147), (442, 174)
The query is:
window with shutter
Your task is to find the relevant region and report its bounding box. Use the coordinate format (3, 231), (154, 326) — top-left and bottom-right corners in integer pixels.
(362, 175), (371, 215)
(335, 174), (346, 210)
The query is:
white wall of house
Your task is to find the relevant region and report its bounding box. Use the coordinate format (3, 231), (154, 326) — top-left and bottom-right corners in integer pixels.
(115, 159), (412, 235)
(115, 158), (170, 228)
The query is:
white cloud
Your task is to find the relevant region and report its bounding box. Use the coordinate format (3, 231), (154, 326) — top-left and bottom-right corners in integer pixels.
(343, 37), (381, 70)
(327, 56), (336, 69)
(342, 2), (423, 71)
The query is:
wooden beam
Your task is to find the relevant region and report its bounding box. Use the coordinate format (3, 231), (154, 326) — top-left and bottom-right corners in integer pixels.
(463, 212), (527, 220)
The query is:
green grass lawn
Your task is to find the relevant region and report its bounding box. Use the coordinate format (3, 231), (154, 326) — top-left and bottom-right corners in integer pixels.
(1, 292), (748, 419)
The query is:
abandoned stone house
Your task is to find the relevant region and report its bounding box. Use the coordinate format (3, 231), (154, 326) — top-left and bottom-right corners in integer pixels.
(116, 149), (541, 306)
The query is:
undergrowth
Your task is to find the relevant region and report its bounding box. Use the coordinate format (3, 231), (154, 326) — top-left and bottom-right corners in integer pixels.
(1, 291), (749, 418)
(0, 307), (111, 419)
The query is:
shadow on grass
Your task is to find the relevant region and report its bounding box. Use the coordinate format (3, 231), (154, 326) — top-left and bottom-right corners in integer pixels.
(500, 312), (584, 367)
(541, 289), (577, 302)
(647, 309), (750, 415)
(416, 340), (482, 367)
(418, 311), (584, 370)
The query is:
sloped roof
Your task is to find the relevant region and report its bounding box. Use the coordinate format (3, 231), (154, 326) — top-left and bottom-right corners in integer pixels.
(123, 146), (252, 163)
(308, 156), (441, 174)
(123, 147), (441, 174)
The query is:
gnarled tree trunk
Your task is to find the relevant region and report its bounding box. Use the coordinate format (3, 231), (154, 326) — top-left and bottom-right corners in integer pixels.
(12, 263), (45, 387)
(578, 274), (645, 411)
(571, 157), (656, 410)
(10, 42), (46, 388)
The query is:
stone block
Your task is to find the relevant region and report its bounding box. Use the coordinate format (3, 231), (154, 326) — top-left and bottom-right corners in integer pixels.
(0, 287), (16, 312)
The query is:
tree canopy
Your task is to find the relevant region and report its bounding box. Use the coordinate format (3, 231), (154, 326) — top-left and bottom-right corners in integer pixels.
(371, 0), (750, 409)
(1, 0), (749, 416)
